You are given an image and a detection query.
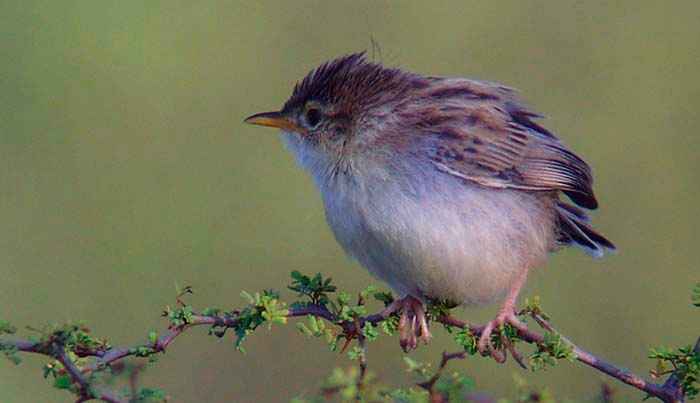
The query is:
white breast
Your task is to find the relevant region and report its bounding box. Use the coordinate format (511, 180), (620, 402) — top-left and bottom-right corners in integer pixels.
(282, 133), (555, 306)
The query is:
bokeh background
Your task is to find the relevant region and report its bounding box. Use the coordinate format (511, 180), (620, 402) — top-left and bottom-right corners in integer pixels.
(1, 1), (698, 401)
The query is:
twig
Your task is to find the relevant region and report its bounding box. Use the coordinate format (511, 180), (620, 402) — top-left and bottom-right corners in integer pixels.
(355, 324), (368, 400)
(55, 349), (91, 398)
(353, 291), (370, 400)
(7, 341), (125, 403)
(529, 313), (688, 403)
(659, 336), (700, 403)
(600, 383), (615, 403)
(1, 301), (696, 402)
(417, 350), (467, 396)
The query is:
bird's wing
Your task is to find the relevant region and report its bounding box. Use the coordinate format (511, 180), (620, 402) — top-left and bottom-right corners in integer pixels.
(410, 80), (598, 209)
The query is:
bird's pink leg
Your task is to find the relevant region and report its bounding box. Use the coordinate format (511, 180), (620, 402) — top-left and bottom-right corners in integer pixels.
(478, 267), (530, 355)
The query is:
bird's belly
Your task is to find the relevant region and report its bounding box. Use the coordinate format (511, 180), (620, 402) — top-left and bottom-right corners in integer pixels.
(323, 179), (554, 306)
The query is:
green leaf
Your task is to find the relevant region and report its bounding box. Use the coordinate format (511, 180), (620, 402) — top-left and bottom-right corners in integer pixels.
(648, 343), (700, 399)
(380, 315), (399, 336)
(321, 367), (361, 401)
(240, 290), (255, 304)
(403, 356), (431, 380)
(530, 332), (575, 371)
(296, 322), (313, 337)
(229, 289), (288, 351)
(347, 346), (364, 361)
(201, 307), (221, 316)
(521, 295), (549, 320)
(361, 323), (379, 342)
(426, 298), (459, 322)
(403, 356), (420, 371)
(166, 305), (195, 328)
(1, 344), (21, 365)
(373, 291), (394, 306)
(0, 320), (17, 335)
(435, 371), (475, 401)
(134, 387), (168, 402)
(134, 346), (157, 357)
(288, 271), (337, 306)
(53, 374), (73, 390)
(337, 292), (351, 305)
(359, 285), (378, 300)
(454, 328), (478, 355)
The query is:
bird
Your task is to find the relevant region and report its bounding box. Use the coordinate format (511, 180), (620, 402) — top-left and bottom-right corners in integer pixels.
(244, 52), (614, 353)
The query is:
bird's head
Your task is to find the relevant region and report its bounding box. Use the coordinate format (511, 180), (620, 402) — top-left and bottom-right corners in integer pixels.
(245, 53), (429, 167)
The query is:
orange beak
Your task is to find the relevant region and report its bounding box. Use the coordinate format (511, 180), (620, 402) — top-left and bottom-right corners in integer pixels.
(244, 111), (301, 132)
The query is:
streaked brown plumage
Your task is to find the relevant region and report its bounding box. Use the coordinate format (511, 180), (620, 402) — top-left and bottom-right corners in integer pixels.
(246, 53), (614, 352)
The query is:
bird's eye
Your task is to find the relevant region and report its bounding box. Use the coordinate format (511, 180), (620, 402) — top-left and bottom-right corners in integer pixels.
(305, 108), (321, 127)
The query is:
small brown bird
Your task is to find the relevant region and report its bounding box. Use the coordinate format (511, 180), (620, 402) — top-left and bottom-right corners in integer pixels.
(245, 53), (614, 353)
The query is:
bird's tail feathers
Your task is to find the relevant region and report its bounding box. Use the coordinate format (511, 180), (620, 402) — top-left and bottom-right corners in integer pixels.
(556, 201), (615, 258)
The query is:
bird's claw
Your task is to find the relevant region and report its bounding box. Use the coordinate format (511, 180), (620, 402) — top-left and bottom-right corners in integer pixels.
(389, 296), (432, 352)
(477, 308), (527, 359)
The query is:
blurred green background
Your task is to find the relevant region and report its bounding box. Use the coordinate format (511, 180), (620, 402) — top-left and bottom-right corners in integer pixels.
(1, 1), (698, 401)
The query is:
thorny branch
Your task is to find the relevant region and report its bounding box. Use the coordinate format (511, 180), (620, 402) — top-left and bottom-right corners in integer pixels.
(1, 288), (697, 402)
(416, 351), (467, 399)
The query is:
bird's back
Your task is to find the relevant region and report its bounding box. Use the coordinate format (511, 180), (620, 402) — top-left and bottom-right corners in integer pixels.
(380, 76), (615, 256)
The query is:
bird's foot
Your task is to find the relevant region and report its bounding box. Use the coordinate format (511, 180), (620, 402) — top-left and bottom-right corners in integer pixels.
(383, 295), (432, 352)
(477, 305), (528, 362)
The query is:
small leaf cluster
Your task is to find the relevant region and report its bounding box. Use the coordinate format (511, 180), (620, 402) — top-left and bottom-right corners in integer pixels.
(132, 387), (168, 402)
(380, 315), (400, 337)
(292, 367), (383, 402)
(493, 323), (522, 351)
(26, 323), (109, 396)
(402, 357), (475, 402)
(332, 291), (368, 322)
(163, 304), (194, 328)
(131, 345), (158, 359)
(24, 322), (109, 360)
(454, 328), (479, 355)
(362, 322), (380, 342)
(403, 356), (432, 380)
(288, 272), (372, 325)
(49, 367), (75, 391)
(366, 287), (399, 336)
(108, 361), (168, 401)
(230, 289), (288, 351)
(0, 343), (20, 365)
(296, 315), (339, 351)
(529, 332), (575, 371)
(425, 298), (459, 324)
(0, 319), (20, 364)
(289, 270), (337, 306)
(322, 367), (369, 401)
(292, 361), (475, 403)
(0, 319), (16, 335)
(649, 345), (700, 399)
(520, 296), (549, 320)
(647, 282), (700, 399)
(42, 355), (84, 396)
(384, 388), (430, 403)
(373, 290), (394, 306)
(347, 345), (365, 361)
(431, 371), (475, 402)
